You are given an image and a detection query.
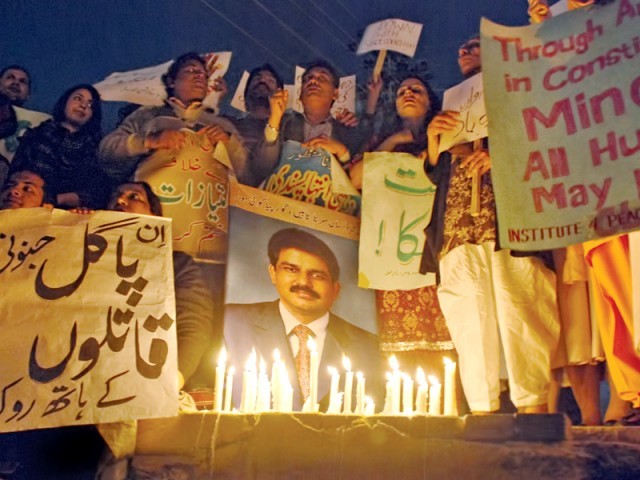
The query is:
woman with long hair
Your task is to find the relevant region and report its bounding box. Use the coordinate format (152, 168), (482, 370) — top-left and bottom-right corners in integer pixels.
(10, 84), (110, 208)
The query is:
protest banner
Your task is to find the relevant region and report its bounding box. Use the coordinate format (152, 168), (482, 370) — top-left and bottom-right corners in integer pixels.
(481, 0), (640, 250)
(357, 18), (423, 79)
(94, 52), (232, 109)
(356, 18), (423, 58)
(439, 73), (488, 154)
(230, 70), (250, 113)
(263, 140), (360, 216)
(285, 66), (306, 113)
(134, 126), (234, 263)
(359, 152), (436, 290)
(0, 209), (177, 433)
(0, 107), (51, 163)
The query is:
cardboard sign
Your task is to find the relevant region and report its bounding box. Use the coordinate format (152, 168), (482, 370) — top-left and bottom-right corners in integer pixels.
(357, 18), (423, 57)
(359, 152), (437, 290)
(94, 52), (232, 109)
(481, 0), (640, 250)
(230, 70), (250, 113)
(263, 140), (360, 216)
(439, 73), (488, 153)
(0, 209), (177, 433)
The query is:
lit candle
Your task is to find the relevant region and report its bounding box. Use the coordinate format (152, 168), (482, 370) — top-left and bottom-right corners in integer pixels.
(214, 347), (226, 411)
(355, 372), (365, 415)
(389, 355), (401, 415)
(281, 367), (293, 412)
(240, 349), (257, 413)
(415, 367), (428, 415)
(382, 372), (392, 414)
(365, 396), (375, 416)
(342, 355), (354, 414)
(256, 358), (270, 412)
(328, 366), (341, 414)
(308, 337), (319, 412)
(428, 375), (442, 416)
(223, 366), (235, 412)
(402, 373), (414, 415)
(271, 349), (281, 411)
(443, 357), (458, 416)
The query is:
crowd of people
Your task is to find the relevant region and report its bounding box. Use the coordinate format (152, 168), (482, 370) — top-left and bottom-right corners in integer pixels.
(1, 0), (638, 440)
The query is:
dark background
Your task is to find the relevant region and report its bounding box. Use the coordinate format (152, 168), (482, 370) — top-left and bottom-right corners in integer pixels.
(1, 0), (530, 127)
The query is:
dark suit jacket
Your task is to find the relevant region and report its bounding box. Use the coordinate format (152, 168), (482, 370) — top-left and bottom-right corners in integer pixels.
(224, 301), (383, 412)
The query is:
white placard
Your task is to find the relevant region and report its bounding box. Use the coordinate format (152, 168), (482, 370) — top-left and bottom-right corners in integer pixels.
(356, 18), (423, 57)
(439, 73), (488, 153)
(94, 51), (232, 109)
(231, 70), (250, 113)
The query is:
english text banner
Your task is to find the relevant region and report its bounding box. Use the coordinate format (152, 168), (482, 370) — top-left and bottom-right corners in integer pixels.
(481, 0), (640, 250)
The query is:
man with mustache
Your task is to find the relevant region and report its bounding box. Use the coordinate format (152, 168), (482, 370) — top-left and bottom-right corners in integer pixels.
(223, 227), (382, 411)
(265, 59), (368, 161)
(0, 65), (51, 189)
(231, 63), (285, 186)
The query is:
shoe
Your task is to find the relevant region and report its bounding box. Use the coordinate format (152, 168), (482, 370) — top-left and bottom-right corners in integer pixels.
(603, 419), (619, 426)
(620, 408), (640, 426)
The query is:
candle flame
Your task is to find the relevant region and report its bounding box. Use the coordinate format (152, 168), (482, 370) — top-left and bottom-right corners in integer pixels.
(273, 348), (281, 362)
(416, 367), (426, 385)
(217, 347), (227, 366)
(444, 357), (455, 367)
(428, 375), (440, 386)
(342, 355), (352, 371)
(328, 366), (338, 376)
(228, 366), (235, 376)
(245, 354), (256, 371)
(356, 371), (363, 380)
(307, 336), (317, 351)
(389, 354), (399, 371)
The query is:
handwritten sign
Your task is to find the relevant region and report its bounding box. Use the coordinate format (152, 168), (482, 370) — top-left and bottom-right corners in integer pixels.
(359, 152), (436, 289)
(331, 75), (357, 117)
(356, 18), (423, 57)
(481, 0), (640, 250)
(94, 52), (232, 108)
(231, 70), (250, 113)
(134, 126), (231, 263)
(263, 140), (360, 216)
(439, 73), (488, 153)
(0, 208), (177, 433)
(0, 107), (51, 163)
(286, 67), (356, 116)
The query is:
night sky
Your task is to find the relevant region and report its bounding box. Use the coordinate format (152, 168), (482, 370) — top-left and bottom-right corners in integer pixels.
(1, 0), (530, 126)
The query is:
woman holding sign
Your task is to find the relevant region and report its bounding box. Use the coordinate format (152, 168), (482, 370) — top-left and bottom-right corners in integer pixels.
(354, 75), (460, 405)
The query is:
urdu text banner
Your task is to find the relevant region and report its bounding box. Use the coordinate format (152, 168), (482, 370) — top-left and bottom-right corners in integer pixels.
(0, 209), (178, 433)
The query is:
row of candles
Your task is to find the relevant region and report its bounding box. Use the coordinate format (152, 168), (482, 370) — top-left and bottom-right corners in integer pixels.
(213, 344), (457, 416)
